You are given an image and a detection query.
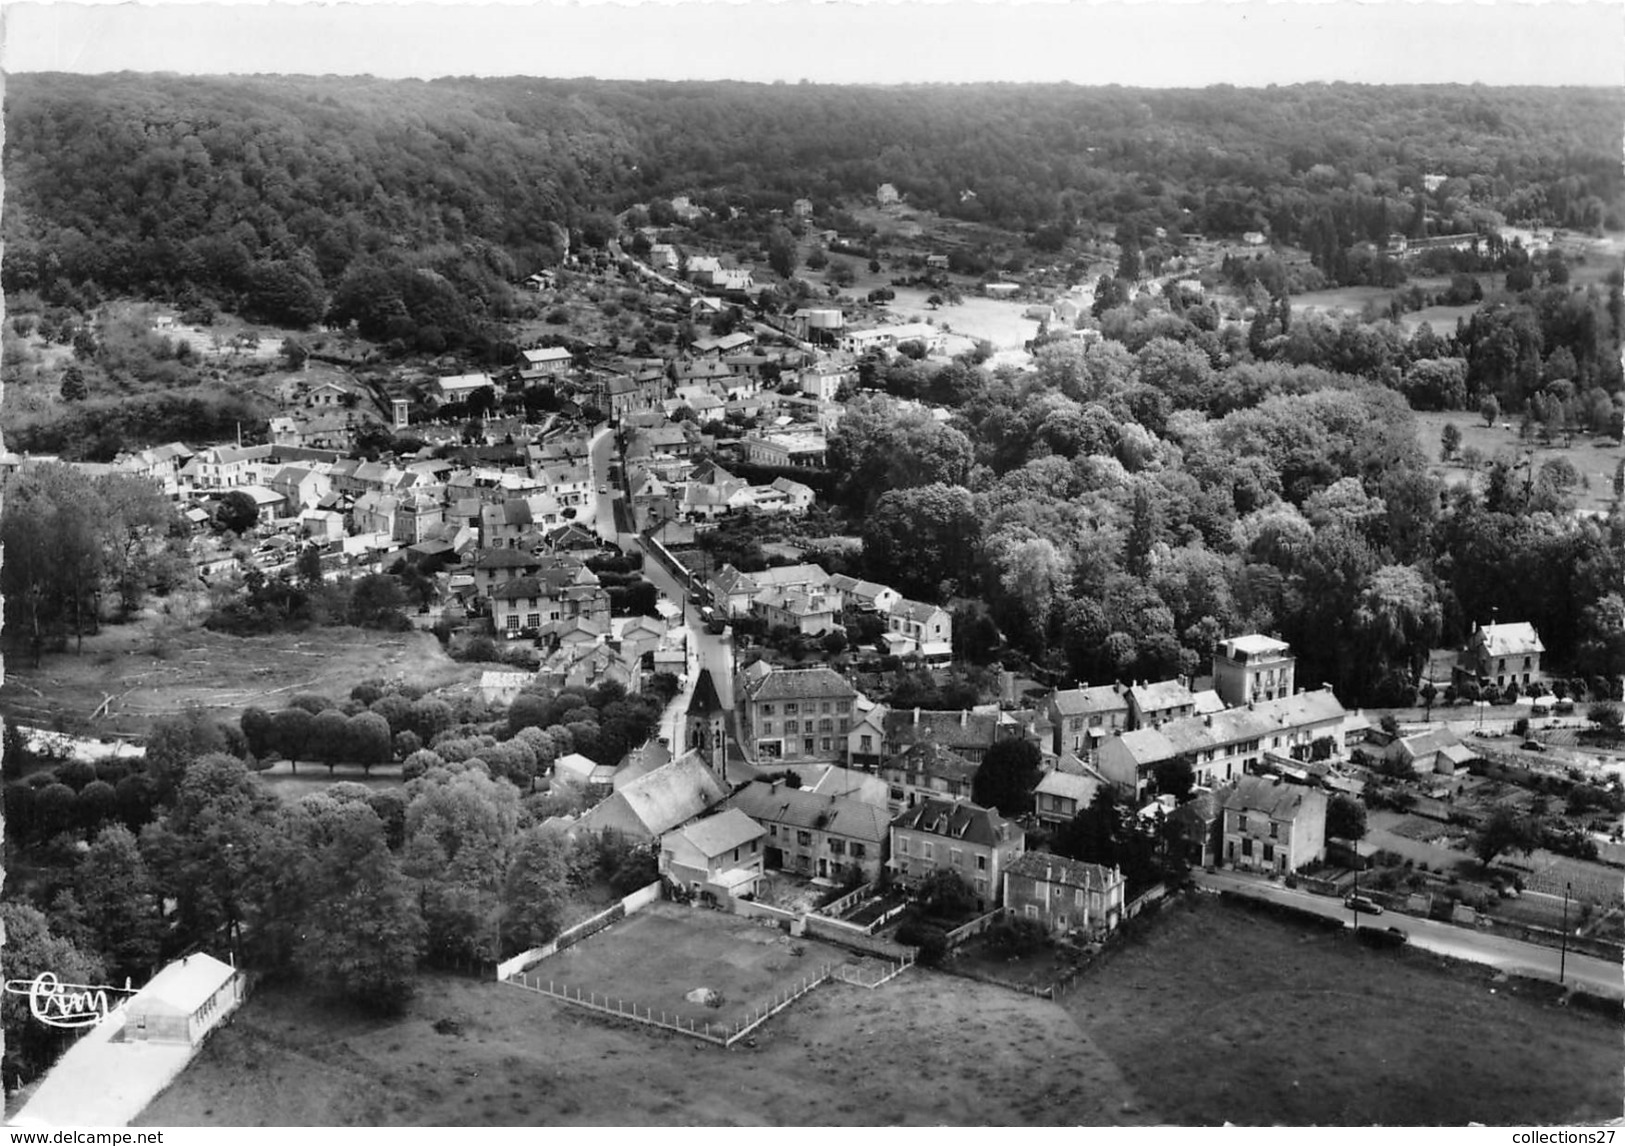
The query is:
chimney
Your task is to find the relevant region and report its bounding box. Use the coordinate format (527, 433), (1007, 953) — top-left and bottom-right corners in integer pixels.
(1204, 714), (1213, 727)
(960, 710), (968, 727)
(913, 707), (921, 725)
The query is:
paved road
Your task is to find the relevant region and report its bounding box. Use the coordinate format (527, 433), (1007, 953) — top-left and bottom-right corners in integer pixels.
(587, 425), (620, 545)
(1194, 869), (1623, 999)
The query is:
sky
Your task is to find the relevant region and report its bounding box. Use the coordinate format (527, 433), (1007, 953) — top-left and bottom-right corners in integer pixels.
(3, 0), (1623, 87)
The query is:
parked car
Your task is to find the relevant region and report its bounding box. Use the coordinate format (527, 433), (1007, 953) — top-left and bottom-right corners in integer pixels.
(1521, 739), (1547, 752)
(1344, 894), (1383, 915)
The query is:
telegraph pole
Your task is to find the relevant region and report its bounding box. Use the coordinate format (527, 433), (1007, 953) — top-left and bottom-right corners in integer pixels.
(1559, 881), (1572, 985)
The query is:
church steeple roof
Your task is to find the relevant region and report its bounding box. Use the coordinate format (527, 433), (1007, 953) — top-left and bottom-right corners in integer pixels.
(685, 669), (725, 717)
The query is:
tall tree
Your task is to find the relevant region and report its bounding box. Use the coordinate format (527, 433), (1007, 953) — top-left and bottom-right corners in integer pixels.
(73, 824), (163, 983)
(291, 795), (425, 1014)
(971, 739), (1043, 817)
(502, 826), (571, 954)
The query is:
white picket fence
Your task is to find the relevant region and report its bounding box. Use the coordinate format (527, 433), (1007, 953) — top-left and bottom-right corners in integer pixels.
(495, 881), (664, 981)
(503, 951), (916, 1048)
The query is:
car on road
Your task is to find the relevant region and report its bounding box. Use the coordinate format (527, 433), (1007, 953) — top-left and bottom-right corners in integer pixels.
(1344, 894), (1383, 915)
(1521, 739), (1547, 752)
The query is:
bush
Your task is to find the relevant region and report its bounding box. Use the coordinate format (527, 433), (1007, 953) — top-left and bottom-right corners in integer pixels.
(984, 917), (1049, 958)
(895, 918), (948, 966)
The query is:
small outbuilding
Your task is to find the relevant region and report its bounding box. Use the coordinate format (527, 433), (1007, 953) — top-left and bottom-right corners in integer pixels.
(123, 953), (243, 1047)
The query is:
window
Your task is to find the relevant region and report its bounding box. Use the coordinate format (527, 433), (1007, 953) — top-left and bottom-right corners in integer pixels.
(976, 854), (988, 871)
(762, 721), (774, 735)
(785, 703), (799, 715)
(1238, 813), (1248, 832)
(951, 848), (964, 867)
(1025, 904), (1039, 920)
(821, 738), (831, 752)
(504, 615), (520, 633)
(769, 825), (778, 838)
(821, 702), (831, 714)
(786, 719), (799, 734)
(838, 719), (849, 733)
(819, 718), (833, 733)
(761, 703), (775, 715)
(1263, 843), (1274, 863)
(1242, 838), (1253, 857)
(838, 701), (851, 714)
(1269, 822), (1279, 840)
(975, 877), (988, 897)
(526, 613), (541, 629)
(898, 837), (909, 855)
(889, 786), (905, 802)
(803, 738), (814, 754)
(1075, 889), (1085, 906)
(829, 838), (845, 855)
(851, 843), (866, 859)
(922, 843), (934, 861)
(860, 734), (873, 751)
(796, 830), (812, 846)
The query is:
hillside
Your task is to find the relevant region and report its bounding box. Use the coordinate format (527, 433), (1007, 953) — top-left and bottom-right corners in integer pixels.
(5, 75), (1623, 317)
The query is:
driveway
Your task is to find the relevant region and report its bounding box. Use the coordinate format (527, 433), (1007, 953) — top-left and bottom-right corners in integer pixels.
(1193, 869), (1623, 999)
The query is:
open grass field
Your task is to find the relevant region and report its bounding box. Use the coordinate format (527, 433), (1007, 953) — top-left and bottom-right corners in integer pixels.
(134, 960), (1157, 1126)
(0, 607), (476, 738)
(1064, 895), (1624, 1125)
(521, 902), (851, 1029)
(1410, 408), (1619, 515)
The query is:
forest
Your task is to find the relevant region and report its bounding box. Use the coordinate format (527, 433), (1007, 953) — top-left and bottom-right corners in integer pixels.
(5, 74), (1623, 318)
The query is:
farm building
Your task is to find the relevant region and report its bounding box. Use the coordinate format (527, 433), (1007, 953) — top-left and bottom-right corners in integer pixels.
(124, 953), (244, 1046)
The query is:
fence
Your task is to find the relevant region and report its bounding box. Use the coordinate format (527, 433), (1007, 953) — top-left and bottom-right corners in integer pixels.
(505, 961), (860, 1049)
(831, 952), (916, 990)
(732, 898), (803, 927)
(802, 913), (918, 960)
(815, 882), (875, 919)
(496, 881), (664, 981)
(507, 971), (733, 1045)
(1123, 883), (1169, 920)
(944, 906), (1007, 951)
(720, 963), (836, 1048)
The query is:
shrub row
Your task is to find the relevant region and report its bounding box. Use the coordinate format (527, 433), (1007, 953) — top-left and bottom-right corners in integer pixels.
(554, 901), (626, 953)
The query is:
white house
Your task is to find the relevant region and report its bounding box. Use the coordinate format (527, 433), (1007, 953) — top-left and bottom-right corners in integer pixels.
(437, 373), (496, 403)
(659, 807), (767, 904)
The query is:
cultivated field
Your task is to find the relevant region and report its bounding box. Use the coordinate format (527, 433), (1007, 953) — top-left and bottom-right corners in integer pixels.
(0, 607), (477, 738)
(1411, 409), (1619, 515)
(516, 902), (853, 1030)
(1065, 895), (1624, 1125)
(135, 961), (1158, 1126)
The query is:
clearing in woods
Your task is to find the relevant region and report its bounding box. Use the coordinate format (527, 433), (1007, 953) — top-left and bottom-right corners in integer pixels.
(0, 606), (478, 738)
(1412, 408), (1620, 516)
